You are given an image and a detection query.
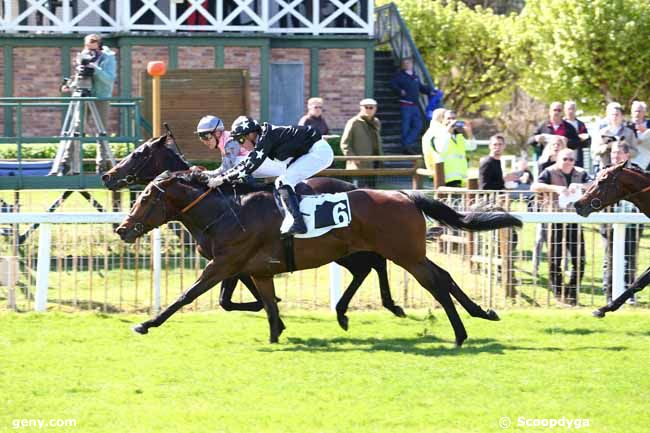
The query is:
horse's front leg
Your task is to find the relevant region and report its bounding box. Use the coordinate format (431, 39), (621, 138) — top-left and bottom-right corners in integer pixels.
(593, 266), (650, 318)
(251, 276), (285, 343)
(133, 260), (225, 334)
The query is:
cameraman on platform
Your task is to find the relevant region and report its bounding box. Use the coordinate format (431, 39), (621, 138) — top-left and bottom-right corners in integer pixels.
(60, 33), (117, 174)
(421, 108), (476, 187)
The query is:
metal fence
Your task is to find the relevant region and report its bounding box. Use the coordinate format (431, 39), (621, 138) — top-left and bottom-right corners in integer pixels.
(0, 188), (648, 313)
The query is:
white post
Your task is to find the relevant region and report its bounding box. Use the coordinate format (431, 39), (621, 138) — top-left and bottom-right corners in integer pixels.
(152, 228), (162, 313)
(35, 224), (52, 312)
(612, 223), (626, 300)
(329, 262), (342, 311)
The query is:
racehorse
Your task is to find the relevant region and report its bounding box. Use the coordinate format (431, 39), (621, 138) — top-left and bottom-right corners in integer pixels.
(118, 171), (522, 346)
(574, 161), (650, 317)
(101, 134), (406, 329)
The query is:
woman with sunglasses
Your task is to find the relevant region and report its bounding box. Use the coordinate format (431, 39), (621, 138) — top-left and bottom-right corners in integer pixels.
(200, 116), (334, 236)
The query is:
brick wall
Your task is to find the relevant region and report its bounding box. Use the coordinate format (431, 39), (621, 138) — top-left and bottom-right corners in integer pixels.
(224, 46), (261, 120)
(178, 46), (215, 68)
(318, 48), (366, 131)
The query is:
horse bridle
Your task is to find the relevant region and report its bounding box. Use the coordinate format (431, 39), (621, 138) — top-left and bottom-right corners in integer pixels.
(124, 148), (154, 185)
(590, 167), (650, 210)
(129, 181), (166, 236)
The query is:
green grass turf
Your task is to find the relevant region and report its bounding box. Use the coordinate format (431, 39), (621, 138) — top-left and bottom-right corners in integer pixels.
(1, 309), (649, 433)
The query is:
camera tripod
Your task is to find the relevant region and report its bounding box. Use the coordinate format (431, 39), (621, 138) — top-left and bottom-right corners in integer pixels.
(49, 87), (116, 176)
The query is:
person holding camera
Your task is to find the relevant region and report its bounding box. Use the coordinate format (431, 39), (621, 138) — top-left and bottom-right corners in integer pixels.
(421, 108), (476, 187)
(60, 33), (117, 174)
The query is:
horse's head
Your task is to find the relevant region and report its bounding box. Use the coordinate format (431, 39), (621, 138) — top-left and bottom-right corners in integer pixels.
(115, 171), (188, 243)
(102, 134), (190, 190)
(574, 160), (628, 217)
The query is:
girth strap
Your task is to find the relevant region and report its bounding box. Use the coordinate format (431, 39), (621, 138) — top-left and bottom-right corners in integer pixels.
(282, 235), (296, 273)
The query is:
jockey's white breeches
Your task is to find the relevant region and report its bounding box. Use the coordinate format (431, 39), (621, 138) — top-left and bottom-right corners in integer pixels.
(273, 139), (334, 188)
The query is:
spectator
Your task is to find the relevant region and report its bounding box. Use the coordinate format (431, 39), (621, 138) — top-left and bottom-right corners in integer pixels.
(537, 135), (568, 172)
(531, 148), (590, 305)
(627, 101), (650, 169)
(340, 98), (382, 188)
(298, 97), (329, 136)
(527, 101), (581, 165)
(390, 58), (431, 154)
(592, 102), (638, 172)
(421, 109), (476, 187)
(564, 100), (591, 167)
(506, 157), (534, 191)
(532, 136), (567, 284)
(479, 134), (518, 190)
(425, 88), (444, 122)
(600, 141), (643, 303)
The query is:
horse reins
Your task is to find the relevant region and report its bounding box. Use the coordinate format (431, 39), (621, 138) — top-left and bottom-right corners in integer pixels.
(180, 185), (246, 232)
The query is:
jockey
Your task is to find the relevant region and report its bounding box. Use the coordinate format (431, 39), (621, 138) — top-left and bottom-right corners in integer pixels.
(195, 115), (243, 171)
(202, 116), (334, 236)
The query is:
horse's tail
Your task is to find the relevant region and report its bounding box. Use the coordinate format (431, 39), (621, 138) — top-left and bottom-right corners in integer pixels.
(409, 193), (522, 231)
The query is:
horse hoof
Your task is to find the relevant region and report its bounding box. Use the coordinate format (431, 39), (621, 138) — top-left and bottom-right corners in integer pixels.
(391, 305), (407, 318)
(486, 309), (501, 321)
(132, 324), (148, 335)
(592, 310), (605, 319)
(455, 339), (465, 348)
(337, 314), (349, 331)
(269, 336), (279, 344)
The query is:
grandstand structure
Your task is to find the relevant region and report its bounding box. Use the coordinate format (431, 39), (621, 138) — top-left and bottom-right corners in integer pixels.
(1, 0), (376, 140)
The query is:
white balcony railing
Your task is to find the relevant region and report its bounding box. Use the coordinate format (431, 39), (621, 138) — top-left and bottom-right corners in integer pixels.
(0, 0), (373, 35)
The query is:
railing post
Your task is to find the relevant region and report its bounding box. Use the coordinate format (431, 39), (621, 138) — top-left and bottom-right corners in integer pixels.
(152, 228), (162, 313)
(612, 223), (626, 300)
(329, 262), (342, 311)
(35, 224), (52, 312)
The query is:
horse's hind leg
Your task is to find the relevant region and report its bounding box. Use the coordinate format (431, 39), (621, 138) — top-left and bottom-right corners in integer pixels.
(593, 266), (650, 318)
(333, 258), (371, 331)
(430, 262), (500, 321)
(219, 276), (264, 312)
(404, 258), (468, 347)
(335, 253), (405, 331)
(251, 276), (285, 343)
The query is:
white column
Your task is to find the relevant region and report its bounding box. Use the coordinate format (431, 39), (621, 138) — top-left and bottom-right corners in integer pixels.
(35, 224), (52, 312)
(612, 223), (626, 300)
(329, 262), (342, 311)
(152, 228), (162, 313)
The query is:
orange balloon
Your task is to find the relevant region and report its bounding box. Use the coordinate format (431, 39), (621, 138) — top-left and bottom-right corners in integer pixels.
(147, 61), (167, 77)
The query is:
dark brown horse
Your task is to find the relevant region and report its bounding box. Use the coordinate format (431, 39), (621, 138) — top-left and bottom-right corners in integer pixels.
(119, 171), (521, 346)
(101, 134), (406, 329)
(574, 161), (650, 317)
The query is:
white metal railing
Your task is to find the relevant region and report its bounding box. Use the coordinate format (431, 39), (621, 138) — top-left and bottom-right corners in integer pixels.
(1, 210), (647, 312)
(0, 0), (373, 35)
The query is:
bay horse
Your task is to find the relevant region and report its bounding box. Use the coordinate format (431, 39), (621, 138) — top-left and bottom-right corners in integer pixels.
(118, 171), (521, 346)
(101, 134), (406, 329)
(574, 161), (650, 317)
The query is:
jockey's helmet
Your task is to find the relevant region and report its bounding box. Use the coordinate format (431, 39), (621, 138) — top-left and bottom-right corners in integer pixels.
(195, 115), (224, 134)
(230, 116), (261, 140)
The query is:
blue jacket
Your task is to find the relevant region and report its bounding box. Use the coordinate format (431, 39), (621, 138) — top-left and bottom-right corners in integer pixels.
(390, 70), (431, 104)
(92, 46), (117, 98)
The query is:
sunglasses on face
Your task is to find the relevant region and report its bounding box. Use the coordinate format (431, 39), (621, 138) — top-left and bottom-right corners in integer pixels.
(198, 131), (214, 140)
(311, 106), (323, 109)
(552, 108), (563, 112)
(562, 157), (575, 161)
(363, 106), (376, 110)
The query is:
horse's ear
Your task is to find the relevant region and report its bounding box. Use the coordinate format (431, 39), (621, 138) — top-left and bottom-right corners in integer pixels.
(152, 134), (167, 148)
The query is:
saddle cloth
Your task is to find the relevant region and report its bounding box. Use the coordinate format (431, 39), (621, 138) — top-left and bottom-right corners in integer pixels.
(278, 192), (352, 238)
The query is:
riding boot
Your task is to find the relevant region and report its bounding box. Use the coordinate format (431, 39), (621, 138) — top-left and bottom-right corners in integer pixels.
(278, 185), (307, 236)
